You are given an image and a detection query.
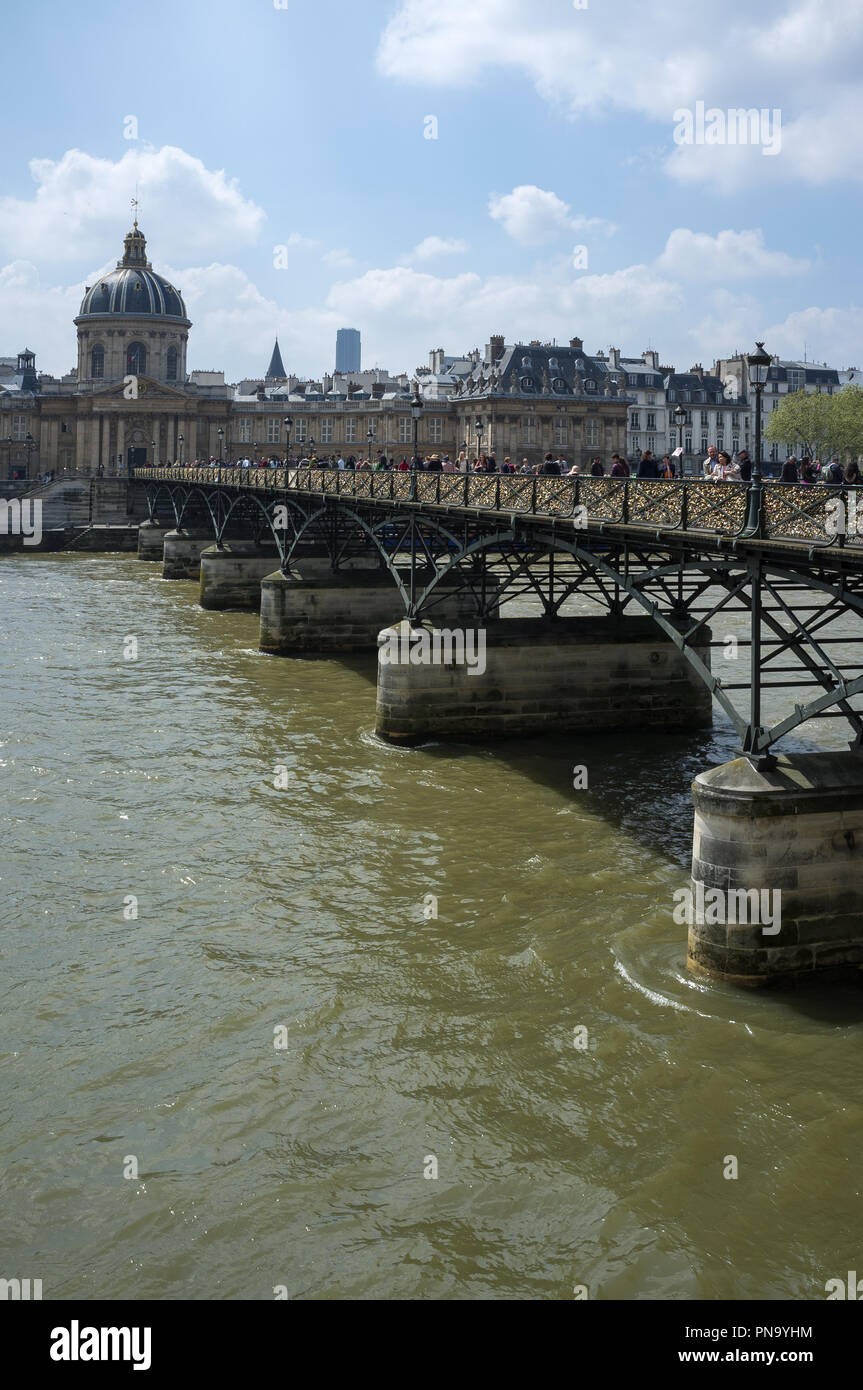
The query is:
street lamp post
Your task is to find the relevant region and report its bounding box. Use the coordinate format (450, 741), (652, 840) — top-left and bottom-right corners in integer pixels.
(744, 341), (771, 536)
(178, 433), (184, 468)
(151, 438), (156, 469)
(742, 341), (772, 756)
(217, 427), (224, 484)
(475, 417), (484, 464)
(411, 388), (423, 469)
(25, 432), (35, 479)
(283, 416), (293, 475)
(410, 387), (423, 500)
(673, 404), (686, 475)
(367, 426), (375, 466)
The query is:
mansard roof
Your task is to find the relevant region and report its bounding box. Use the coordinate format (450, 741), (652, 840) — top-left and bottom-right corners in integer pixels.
(457, 341), (628, 400)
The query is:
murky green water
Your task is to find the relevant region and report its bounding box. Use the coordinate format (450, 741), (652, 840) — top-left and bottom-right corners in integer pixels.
(1, 552), (861, 1300)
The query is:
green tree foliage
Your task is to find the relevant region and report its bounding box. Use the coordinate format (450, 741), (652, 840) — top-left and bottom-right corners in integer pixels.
(765, 388), (863, 460)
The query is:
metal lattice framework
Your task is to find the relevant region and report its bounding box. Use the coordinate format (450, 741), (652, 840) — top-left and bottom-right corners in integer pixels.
(136, 467), (863, 754)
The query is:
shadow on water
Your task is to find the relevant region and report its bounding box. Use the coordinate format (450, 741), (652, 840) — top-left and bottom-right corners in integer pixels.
(417, 719), (863, 1019)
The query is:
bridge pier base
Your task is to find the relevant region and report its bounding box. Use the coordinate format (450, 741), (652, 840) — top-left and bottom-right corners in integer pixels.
(259, 563), (499, 654)
(687, 751), (863, 986)
(162, 529), (215, 580)
(137, 522), (172, 561)
(375, 615), (712, 744)
(199, 542), (281, 611)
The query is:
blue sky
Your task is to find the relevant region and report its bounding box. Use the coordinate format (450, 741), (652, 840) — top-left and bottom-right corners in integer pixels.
(1, 0), (861, 379)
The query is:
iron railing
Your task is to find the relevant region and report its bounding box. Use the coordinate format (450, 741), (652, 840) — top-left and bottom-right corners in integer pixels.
(133, 467), (863, 545)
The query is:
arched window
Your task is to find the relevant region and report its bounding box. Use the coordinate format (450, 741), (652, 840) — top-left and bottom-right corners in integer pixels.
(126, 341), (146, 375)
(166, 345), (178, 381)
(91, 344), (105, 378)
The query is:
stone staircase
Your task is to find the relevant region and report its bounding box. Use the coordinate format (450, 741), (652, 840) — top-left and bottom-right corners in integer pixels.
(30, 477), (144, 530)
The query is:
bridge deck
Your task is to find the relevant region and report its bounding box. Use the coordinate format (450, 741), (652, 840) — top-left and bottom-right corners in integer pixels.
(135, 467), (863, 563)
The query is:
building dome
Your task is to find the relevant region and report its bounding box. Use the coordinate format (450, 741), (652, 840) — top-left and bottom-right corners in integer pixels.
(77, 225), (188, 321)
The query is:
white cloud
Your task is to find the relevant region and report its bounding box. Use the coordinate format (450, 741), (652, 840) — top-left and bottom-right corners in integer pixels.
(321, 248), (356, 270)
(765, 304), (863, 370)
(0, 146), (265, 264)
(404, 236), (469, 262)
(489, 185), (615, 245)
(377, 0), (863, 188)
(0, 261), (84, 373)
(658, 228), (810, 281)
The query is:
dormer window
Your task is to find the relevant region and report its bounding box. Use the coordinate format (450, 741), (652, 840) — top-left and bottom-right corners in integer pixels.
(585, 379), (596, 391)
(549, 357), (560, 370)
(552, 377), (567, 392)
(521, 356), (532, 369)
(520, 376), (535, 391)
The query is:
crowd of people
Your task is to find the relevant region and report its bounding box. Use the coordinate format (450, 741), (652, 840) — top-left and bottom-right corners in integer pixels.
(156, 446), (860, 484)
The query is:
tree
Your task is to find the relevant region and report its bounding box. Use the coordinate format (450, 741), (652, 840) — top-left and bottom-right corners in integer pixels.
(831, 385), (863, 460)
(765, 389), (839, 460)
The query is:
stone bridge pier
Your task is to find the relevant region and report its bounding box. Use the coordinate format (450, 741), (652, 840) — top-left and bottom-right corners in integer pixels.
(687, 752), (863, 986)
(374, 615), (712, 743)
(259, 562), (501, 654)
(199, 541), (282, 611)
(137, 520), (173, 561)
(162, 529), (215, 580)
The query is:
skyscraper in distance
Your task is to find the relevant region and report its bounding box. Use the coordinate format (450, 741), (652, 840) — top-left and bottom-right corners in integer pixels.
(336, 328), (361, 374)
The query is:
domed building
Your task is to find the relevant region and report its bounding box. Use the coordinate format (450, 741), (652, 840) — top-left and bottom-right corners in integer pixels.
(75, 222), (191, 387)
(0, 221), (234, 476)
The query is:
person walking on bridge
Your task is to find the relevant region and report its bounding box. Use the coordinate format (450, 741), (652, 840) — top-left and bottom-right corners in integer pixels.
(636, 449), (659, 478)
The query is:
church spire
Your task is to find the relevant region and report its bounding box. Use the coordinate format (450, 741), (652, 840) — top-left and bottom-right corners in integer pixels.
(266, 338), (286, 379)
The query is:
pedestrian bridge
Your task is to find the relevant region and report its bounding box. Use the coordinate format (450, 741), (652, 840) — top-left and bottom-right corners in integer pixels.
(131, 465), (863, 987)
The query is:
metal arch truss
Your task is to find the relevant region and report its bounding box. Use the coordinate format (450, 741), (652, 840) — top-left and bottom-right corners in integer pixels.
(139, 476), (863, 755)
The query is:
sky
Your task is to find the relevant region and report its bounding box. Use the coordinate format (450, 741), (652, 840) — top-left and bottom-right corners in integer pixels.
(1, 0), (861, 382)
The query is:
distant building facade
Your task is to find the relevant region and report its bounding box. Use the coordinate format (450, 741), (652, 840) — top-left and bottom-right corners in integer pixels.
(335, 328), (361, 374)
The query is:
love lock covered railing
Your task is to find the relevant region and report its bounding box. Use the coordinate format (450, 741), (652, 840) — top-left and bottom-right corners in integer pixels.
(133, 468), (863, 545)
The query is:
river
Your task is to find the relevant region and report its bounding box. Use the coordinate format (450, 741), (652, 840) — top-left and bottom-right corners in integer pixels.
(1, 551), (861, 1300)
